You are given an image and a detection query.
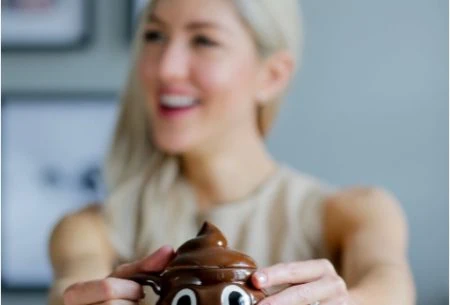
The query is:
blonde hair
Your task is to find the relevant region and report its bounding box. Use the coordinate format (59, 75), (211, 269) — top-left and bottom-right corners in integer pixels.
(104, 0), (304, 259)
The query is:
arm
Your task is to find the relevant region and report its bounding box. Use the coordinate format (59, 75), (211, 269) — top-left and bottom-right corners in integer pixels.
(48, 204), (118, 305)
(323, 187), (416, 304)
(251, 187), (416, 305)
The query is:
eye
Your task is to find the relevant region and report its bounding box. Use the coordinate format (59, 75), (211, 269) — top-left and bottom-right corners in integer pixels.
(171, 288), (197, 305)
(193, 35), (217, 47)
(144, 30), (165, 43)
(221, 285), (251, 305)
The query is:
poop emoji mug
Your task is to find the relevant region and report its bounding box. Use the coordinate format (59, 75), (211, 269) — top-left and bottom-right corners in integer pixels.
(129, 222), (266, 305)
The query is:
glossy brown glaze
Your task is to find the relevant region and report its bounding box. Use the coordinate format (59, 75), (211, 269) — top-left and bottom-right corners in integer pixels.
(129, 222), (266, 305)
(168, 222), (257, 270)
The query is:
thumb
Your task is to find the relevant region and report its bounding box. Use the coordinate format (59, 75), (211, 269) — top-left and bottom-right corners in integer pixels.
(111, 245), (175, 278)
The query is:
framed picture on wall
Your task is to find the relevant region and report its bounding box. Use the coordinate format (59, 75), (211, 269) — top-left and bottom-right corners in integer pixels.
(1, 0), (94, 50)
(1, 93), (119, 289)
(128, 0), (148, 39)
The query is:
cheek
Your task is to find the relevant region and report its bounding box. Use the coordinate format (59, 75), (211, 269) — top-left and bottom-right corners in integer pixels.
(138, 48), (165, 92)
(137, 54), (160, 113)
(138, 54), (155, 85)
(196, 59), (258, 110)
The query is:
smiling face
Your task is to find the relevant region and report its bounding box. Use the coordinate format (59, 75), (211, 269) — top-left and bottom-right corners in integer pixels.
(137, 0), (269, 155)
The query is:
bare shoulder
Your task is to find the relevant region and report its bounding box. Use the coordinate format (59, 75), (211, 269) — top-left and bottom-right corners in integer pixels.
(323, 187), (409, 255)
(48, 205), (119, 303)
(50, 204), (106, 250)
(49, 203), (117, 274)
(325, 186), (407, 226)
(51, 204), (103, 231)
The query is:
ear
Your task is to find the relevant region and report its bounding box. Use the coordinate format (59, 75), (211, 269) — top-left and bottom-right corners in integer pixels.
(255, 51), (295, 105)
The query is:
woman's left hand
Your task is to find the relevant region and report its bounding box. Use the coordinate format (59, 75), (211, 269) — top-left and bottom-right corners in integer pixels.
(251, 259), (353, 305)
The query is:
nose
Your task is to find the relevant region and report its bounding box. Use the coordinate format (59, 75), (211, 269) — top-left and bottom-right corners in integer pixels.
(159, 41), (190, 84)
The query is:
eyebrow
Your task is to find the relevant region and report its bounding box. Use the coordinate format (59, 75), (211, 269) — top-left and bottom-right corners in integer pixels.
(148, 13), (228, 32)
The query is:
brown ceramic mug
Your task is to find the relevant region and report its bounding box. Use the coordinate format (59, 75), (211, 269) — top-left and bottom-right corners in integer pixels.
(129, 222), (266, 305)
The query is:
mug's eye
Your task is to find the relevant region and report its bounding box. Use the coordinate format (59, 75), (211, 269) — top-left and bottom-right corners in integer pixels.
(221, 285), (251, 305)
(171, 289), (197, 305)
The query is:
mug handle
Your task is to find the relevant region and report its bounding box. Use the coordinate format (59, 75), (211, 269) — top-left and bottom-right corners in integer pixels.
(128, 272), (162, 295)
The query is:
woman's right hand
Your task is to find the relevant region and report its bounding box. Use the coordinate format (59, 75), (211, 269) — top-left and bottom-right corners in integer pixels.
(63, 245), (175, 305)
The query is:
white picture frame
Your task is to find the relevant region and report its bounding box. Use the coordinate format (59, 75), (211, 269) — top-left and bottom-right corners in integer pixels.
(2, 93), (119, 289)
(1, 0), (93, 50)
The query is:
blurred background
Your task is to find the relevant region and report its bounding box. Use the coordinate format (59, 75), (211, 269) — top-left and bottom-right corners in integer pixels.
(1, 0), (448, 304)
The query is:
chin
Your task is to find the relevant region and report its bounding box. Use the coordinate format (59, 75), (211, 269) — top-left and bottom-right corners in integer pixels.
(153, 135), (195, 155)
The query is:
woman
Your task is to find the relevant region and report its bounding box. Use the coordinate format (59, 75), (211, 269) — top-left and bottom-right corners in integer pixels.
(49, 0), (415, 304)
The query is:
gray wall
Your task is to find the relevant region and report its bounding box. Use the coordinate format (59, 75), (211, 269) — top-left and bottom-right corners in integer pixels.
(2, 0), (448, 304)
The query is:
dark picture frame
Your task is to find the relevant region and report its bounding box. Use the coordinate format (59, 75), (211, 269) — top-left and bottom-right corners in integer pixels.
(1, 0), (95, 51)
(1, 92), (119, 291)
(127, 0), (147, 40)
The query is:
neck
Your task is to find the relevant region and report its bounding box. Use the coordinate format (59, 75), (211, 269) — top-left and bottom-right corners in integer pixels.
(180, 129), (276, 210)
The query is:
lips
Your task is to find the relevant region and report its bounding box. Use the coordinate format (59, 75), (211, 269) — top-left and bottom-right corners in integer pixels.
(157, 94), (201, 118)
(160, 95), (200, 109)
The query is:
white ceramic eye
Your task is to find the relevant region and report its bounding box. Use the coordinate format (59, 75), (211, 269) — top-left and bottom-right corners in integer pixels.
(171, 288), (197, 305)
(221, 285), (251, 305)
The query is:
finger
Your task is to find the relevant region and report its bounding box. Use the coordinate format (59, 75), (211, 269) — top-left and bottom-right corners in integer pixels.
(63, 278), (144, 305)
(111, 245), (175, 278)
(92, 301), (138, 305)
(259, 275), (347, 305)
(253, 259), (336, 288)
(318, 298), (350, 305)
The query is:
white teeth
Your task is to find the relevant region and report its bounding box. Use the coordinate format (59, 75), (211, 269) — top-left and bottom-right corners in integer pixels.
(160, 95), (198, 108)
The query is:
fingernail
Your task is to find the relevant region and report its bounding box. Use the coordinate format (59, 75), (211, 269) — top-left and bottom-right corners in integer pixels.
(255, 272), (267, 284)
(160, 245), (174, 253)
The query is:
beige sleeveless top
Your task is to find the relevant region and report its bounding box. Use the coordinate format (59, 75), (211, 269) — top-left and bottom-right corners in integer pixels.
(104, 164), (333, 303)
